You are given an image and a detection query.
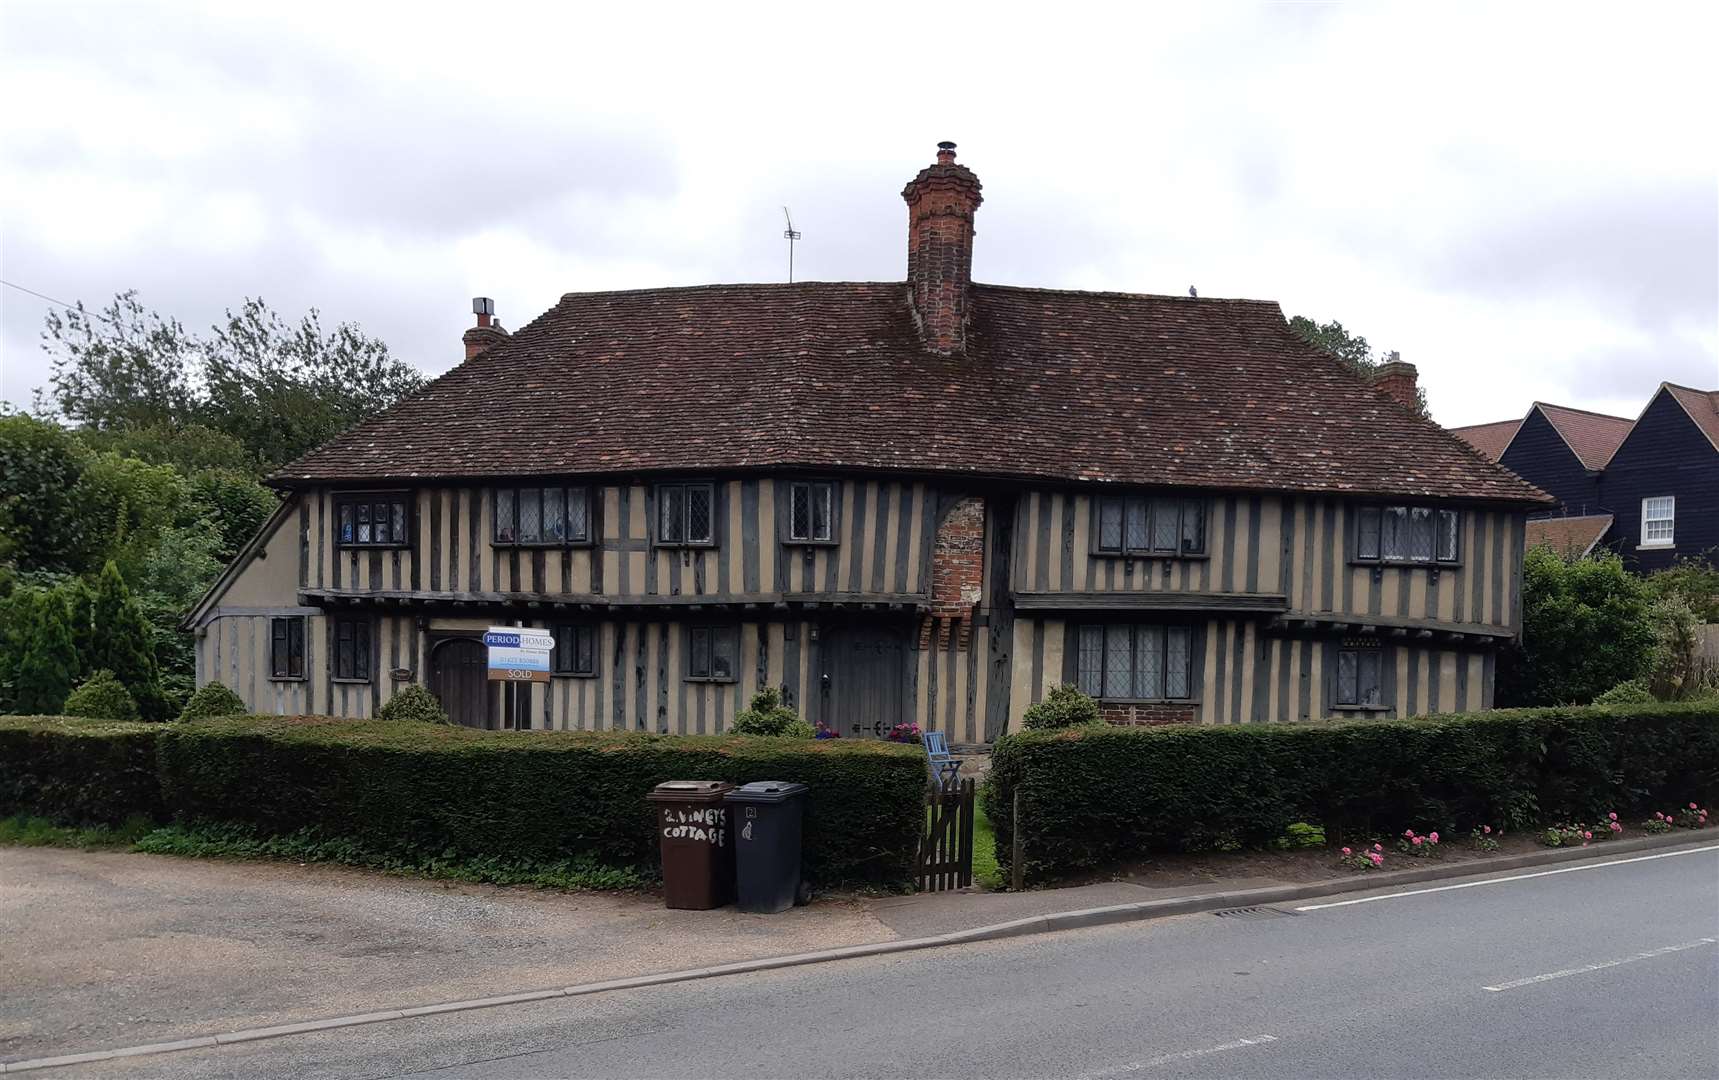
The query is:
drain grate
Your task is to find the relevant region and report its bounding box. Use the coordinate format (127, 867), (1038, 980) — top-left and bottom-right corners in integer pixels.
(1213, 905), (1301, 920)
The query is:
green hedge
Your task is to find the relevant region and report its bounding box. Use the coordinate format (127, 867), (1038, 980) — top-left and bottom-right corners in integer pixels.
(155, 716), (926, 887)
(985, 703), (1719, 882)
(0, 715), (165, 825)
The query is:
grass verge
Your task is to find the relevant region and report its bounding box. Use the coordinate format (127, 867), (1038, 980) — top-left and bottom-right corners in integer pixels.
(0, 813), (158, 848)
(1, 814), (651, 892)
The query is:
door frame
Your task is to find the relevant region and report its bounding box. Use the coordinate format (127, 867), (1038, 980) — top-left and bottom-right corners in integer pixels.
(427, 631), (501, 730)
(816, 618), (915, 739)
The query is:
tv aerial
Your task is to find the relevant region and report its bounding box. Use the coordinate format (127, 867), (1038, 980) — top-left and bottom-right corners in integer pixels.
(783, 207), (802, 283)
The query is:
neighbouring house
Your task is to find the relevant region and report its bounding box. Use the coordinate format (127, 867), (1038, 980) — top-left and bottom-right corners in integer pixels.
(1453, 384), (1718, 572)
(185, 144), (1549, 740)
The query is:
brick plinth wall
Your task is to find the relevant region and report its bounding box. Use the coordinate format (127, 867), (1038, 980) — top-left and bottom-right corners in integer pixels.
(1102, 703), (1198, 727)
(901, 144), (983, 355)
(921, 496), (985, 650)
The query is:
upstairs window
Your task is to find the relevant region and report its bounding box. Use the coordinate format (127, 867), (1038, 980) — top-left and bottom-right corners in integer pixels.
(332, 616), (371, 682)
(1336, 643), (1385, 708)
(657, 482), (715, 546)
(552, 624), (597, 677)
(788, 481), (836, 542)
(1356, 506), (1459, 564)
(1094, 496), (1206, 556)
(686, 625), (739, 682)
(269, 616), (305, 680)
(1642, 496), (1675, 547)
(337, 494), (411, 548)
(494, 486), (591, 545)
(1075, 624), (1194, 701)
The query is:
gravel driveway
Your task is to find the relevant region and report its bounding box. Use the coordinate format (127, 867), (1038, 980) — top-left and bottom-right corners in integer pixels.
(0, 847), (896, 1063)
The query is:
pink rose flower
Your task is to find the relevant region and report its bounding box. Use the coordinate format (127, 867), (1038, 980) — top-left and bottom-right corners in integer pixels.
(1608, 812), (1618, 821)
(1583, 831), (1592, 840)
(1374, 843), (1383, 851)
(1482, 825), (1492, 834)
(1412, 836), (1423, 846)
(1342, 847), (1352, 856)
(1429, 832), (1439, 843)
(1692, 803), (1699, 810)
(1404, 829), (1414, 838)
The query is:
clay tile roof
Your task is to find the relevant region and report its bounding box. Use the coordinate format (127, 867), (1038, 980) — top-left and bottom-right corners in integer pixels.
(1534, 403), (1635, 470)
(1525, 514), (1614, 559)
(1448, 418), (1522, 462)
(1662, 383), (1719, 452)
(274, 282), (1550, 505)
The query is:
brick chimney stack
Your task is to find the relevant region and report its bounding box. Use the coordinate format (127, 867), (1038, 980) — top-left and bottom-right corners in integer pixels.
(901, 141), (983, 355)
(1369, 351), (1419, 409)
(462, 297), (508, 360)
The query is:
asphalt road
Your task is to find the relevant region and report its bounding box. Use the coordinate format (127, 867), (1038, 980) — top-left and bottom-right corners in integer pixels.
(70, 844), (1719, 1079)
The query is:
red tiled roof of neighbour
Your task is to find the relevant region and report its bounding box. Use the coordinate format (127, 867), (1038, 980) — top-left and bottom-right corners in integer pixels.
(1662, 383), (1719, 452)
(1525, 514), (1613, 559)
(1449, 419), (1522, 462)
(275, 282), (1550, 505)
(1533, 403), (1635, 470)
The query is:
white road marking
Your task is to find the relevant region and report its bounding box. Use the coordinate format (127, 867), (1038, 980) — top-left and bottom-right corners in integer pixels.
(1482, 938), (1717, 992)
(1295, 843), (1719, 911)
(1077, 1034), (1279, 1078)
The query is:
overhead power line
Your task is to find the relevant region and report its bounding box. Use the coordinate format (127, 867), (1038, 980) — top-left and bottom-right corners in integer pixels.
(0, 278), (116, 324)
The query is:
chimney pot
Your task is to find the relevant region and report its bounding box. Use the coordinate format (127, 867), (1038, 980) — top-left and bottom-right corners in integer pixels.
(462, 296), (508, 360)
(902, 142), (983, 355)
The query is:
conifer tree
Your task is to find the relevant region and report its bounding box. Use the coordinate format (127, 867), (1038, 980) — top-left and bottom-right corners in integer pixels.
(88, 561), (163, 716)
(14, 591), (80, 714)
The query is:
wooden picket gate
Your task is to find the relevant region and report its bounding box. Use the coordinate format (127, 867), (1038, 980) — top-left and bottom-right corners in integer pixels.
(916, 777), (975, 891)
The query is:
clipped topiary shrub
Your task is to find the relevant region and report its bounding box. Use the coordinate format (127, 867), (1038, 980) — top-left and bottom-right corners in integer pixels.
(0, 715), (165, 824)
(62, 669), (140, 722)
(154, 715), (926, 887)
(375, 684), (451, 725)
(729, 686), (813, 738)
(1021, 683), (1102, 730)
(1594, 678), (1654, 705)
(178, 681), (249, 722)
(987, 702), (1719, 883)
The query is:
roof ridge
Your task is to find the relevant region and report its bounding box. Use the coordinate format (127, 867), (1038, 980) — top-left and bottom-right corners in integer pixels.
(1449, 418), (1520, 431)
(1532, 401), (1634, 424)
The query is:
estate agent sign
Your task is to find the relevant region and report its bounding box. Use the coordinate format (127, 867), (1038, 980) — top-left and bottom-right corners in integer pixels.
(483, 627), (554, 684)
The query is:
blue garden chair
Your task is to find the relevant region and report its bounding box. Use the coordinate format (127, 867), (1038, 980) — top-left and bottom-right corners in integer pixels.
(922, 730), (962, 787)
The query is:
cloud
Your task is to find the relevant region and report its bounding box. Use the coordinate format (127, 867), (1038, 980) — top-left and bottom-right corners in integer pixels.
(3, 0), (1715, 425)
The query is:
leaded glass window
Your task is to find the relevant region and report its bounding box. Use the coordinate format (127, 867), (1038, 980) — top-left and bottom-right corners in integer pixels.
(1094, 496), (1208, 556)
(1076, 624), (1195, 701)
(336, 495), (410, 548)
(656, 482), (716, 546)
(1355, 505), (1461, 564)
(493, 487), (591, 545)
(552, 624), (596, 677)
(789, 481), (835, 542)
(687, 625), (739, 681)
(1336, 645), (1384, 707)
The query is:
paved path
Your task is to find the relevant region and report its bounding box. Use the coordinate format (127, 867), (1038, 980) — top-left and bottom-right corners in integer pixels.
(60, 844), (1719, 1078)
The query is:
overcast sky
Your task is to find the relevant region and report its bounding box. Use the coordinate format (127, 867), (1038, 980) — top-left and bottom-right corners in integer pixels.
(2, 1), (1715, 427)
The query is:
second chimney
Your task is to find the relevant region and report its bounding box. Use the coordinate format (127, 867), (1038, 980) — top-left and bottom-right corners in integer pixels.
(462, 296), (508, 360)
(1369, 351), (1420, 410)
(901, 141), (983, 355)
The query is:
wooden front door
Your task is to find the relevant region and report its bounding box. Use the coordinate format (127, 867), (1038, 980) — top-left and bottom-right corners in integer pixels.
(821, 624), (910, 738)
(430, 638), (493, 729)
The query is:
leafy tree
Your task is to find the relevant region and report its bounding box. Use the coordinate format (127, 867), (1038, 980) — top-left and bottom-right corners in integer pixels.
(62, 669), (140, 721)
(80, 421), (256, 474)
(1645, 557), (1719, 623)
(87, 561), (165, 718)
(1289, 315), (1430, 416)
(186, 469), (278, 561)
(0, 412), (108, 572)
(13, 590), (80, 714)
(1497, 548), (1657, 706)
(198, 298), (424, 467)
(42, 291), (198, 432)
(38, 291), (421, 470)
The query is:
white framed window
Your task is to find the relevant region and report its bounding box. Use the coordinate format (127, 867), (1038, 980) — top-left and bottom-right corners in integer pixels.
(1641, 496), (1675, 547)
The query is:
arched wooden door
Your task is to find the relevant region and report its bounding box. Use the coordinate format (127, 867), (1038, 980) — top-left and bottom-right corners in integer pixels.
(430, 638), (493, 729)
